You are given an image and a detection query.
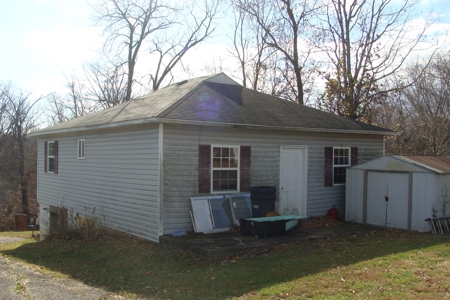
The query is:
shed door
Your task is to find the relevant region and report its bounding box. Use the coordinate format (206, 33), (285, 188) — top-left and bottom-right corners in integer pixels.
(366, 171), (409, 229)
(280, 146), (307, 216)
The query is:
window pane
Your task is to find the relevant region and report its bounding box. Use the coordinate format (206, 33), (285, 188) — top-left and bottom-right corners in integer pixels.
(334, 167), (346, 184)
(213, 179), (220, 190)
(222, 147), (229, 158)
(334, 148), (350, 167)
(222, 158), (229, 168)
(48, 157), (55, 172)
(48, 142), (55, 156)
(220, 170), (229, 179)
(212, 170), (238, 191)
(213, 158), (221, 168)
(229, 180), (237, 190)
(213, 147), (221, 157)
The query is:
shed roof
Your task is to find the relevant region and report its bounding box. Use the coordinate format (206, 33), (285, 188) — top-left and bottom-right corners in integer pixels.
(394, 156), (450, 174)
(351, 155), (450, 174)
(31, 73), (395, 136)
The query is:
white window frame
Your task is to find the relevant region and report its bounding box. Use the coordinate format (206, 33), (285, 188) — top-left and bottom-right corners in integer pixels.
(211, 145), (240, 193)
(48, 141), (55, 173)
(333, 147), (351, 185)
(77, 139), (85, 160)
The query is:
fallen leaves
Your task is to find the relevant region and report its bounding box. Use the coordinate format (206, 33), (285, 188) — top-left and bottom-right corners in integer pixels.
(301, 216), (343, 229)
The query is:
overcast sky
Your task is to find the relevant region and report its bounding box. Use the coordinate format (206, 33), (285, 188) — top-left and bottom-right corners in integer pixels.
(0, 0), (449, 98)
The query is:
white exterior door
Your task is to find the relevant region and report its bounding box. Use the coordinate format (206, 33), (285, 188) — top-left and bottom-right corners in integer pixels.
(366, 171), (409, 229)
(280, 146), (307, 216)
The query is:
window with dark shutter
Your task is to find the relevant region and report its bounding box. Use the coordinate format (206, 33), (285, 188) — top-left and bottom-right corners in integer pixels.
(324, 146), (358, 186)
(198, 144), (251, 193)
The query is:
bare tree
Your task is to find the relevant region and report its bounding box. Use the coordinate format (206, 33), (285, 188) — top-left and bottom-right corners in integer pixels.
(396, 54), (450, 155)
(46, 75), (95, 125)
(0, 83), (41, 224)
(235, 0), (320, 104)
(93, 0), (219, 100)
(84, 62), (128, 108)
(94, 0), (172, 101)
(147, 0), (218, 91)
(229, 3), (273, 90)
(319, 0), (437, 120)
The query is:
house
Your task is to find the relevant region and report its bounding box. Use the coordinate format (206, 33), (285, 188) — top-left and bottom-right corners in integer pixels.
(346, 155), (450, 232)
(30, 73), (395, 242)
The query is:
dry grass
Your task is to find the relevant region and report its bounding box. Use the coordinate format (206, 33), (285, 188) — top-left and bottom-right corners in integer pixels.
(1, 229), (450, 299)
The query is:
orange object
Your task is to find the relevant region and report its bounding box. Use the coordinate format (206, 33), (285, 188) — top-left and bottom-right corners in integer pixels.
(265, 210), (280, 217)
(327, 205), (339, 220)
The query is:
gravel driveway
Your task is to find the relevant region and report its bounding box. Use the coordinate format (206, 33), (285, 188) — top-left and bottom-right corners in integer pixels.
(0, 237), (125, 300)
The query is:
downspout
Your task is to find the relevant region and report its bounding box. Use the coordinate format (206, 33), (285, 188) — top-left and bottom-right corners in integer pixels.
(158, 123), (164, 237)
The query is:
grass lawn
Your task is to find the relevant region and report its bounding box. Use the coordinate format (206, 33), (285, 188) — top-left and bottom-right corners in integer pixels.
(1, 229), (450, 299)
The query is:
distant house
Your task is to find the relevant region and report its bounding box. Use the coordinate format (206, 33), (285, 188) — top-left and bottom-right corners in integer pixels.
(30, 73), (394, 242)
(346, 155), (450, 232)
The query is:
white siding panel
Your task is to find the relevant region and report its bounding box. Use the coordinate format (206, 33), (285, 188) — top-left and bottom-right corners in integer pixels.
(162, 125), (384, 234)
(411, 173), (437, 232)
(345, 169), (365, 223)
(37, 127), (160, 242)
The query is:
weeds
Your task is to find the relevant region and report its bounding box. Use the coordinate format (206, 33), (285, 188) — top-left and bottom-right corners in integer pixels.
(44, 205), (110, 242)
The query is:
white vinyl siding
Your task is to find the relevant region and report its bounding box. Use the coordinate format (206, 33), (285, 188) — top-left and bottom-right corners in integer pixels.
(37, 127), (161, 242)
(37, 122), (385, 239)
(162, 124), (384, 234)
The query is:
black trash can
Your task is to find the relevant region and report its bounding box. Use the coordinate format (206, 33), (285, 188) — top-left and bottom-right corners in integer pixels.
(251, 186), (276, 217)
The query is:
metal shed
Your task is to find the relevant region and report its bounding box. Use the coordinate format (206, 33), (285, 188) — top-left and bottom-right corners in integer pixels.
(346, 156), (450, 232)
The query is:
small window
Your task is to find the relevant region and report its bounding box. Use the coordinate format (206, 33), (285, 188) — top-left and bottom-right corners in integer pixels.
(77, 139), (85, 159)
(45, 141), (59, 173)
(48, 141), (55, 172)
(333, 147), (350, 185)
(212, 146), (239, 192)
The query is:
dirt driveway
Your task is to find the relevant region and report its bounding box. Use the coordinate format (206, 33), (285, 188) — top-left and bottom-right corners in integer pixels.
(0, 237), (126, 300)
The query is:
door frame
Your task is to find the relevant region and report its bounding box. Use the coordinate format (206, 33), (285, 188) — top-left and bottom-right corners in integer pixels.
(279, 145), (308, 216)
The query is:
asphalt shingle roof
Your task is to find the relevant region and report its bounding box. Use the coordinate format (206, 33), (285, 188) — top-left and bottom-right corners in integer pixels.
(31, 73), (394, 136)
